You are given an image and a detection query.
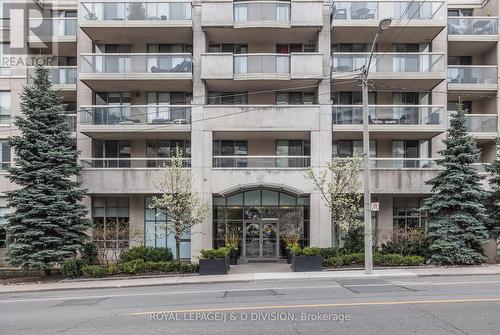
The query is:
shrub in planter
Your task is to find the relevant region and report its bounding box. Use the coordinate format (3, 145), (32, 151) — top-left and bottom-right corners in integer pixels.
(291, 246), (322, 272)
(199, 248), (230, 275)
(61, 259), (87, 278)
(81, 265), (108, 278)
(285, 243), (299, 264)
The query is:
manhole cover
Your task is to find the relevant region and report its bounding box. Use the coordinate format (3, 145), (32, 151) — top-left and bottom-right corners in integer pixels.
(223, 289), (278, 298)
(55, 298), (107, 307)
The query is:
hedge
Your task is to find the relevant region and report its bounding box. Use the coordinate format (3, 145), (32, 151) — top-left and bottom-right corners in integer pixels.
(322, 253), (424, 268)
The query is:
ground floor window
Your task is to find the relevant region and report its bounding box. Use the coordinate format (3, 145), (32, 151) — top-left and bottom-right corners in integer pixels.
(0, 196), (10, 248)
(393, 197), (427, 230)
(213, 188), (310, 260)
(144, 196), (191, 259)
(92, 197), (130, 249)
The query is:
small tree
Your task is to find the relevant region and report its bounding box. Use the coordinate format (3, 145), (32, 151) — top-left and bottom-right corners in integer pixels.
(486, 138), (500, 248)
(6, 67), (90, 274)
(421, 101), (489, 265)
(150, 147), (209, 262)
(305, 156), (363, 254)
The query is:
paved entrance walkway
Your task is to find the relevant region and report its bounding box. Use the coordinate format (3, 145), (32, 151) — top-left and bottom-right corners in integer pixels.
(229, 262), (291, 274)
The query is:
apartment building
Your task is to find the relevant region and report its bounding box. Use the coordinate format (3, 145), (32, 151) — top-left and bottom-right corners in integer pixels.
(0, 0), (498, 264)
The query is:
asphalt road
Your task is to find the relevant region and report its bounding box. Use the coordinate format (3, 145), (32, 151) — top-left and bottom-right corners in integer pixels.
(1, 274), (500, 335)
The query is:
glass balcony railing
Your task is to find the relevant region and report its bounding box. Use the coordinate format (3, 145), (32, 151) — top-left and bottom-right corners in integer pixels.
(28, 17), (77, 38)
(80, 158), (191, 168)
(234, 1), (291, 24)
(332, 1), (445, 21)
(234, 54), (290, 75)
(458, 114), (498, 133)
(80, 53), (192, 74)
(448, 17), (498, 35)
(213, 155), (311, 168)
(63, 112), (77, 132)
(447, 66), (498, 85)
(332, 53), (445, 73)
(370, 158), (438, 169)
(27, 66), (77, 85)
(80, 2), (192, 21)
(332, 105), (444, 125)
(80, 105), (191, 126)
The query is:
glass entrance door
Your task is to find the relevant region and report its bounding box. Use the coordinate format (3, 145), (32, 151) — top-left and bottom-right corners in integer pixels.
(244, 222), (278, 260)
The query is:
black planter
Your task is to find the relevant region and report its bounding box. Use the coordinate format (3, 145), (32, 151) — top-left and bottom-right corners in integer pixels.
(285, 248), (292, 264)
(292, 255), (323, 272)
(229, 248), (239, 265)
(199, 258), (229, 275)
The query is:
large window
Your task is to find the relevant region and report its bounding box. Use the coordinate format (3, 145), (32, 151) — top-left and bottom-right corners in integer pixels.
(0, 197), (9, 248)
(0, 92), (10, 124)
(392, 140), (430, 167)
(207, 92), (248, 105)
(393, 197), (427, 230)
(0, 140), (10, 170)
(146, 140), (190, 167)
(93, 140), (131, 167)
(144, 196), (191, 259)
(276, 92), (315, 105)
(92, 197), (130, 249)
(333, 140), (376, 158)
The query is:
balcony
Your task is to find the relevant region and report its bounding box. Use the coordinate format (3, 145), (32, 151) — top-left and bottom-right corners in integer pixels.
(451, 114), (499, 139)
(79, 105), (191, 136)
(201, 0), (322, 28)
(332, 52), (445, 88)
(201, 53), (323, 81)
(79, 2), (192, 42)
(79, 53), (192, 90)
(202, 105), (320, 131)
(28, 17), (77, 45)
(28, 66), (77, 91)
(332, 105), (445, 134)
(79, 157), (190, 194)
(212, 155), (311, 169)
(447, 66), (498, 91)
(331, 1), (445, 42)
(448, 17), (498, 37)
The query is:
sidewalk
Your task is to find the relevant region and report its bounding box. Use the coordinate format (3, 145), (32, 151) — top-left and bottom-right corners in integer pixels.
(1, 265), (500, 293)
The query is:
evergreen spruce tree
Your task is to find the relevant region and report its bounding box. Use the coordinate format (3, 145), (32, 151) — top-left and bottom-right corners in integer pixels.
(485, 138), (500, 243)
(422, 101), (489, 265)
(6, 67), (90, 274)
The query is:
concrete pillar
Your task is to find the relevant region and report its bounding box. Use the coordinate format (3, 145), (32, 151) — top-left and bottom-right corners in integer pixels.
(310, 1), (332, 248)
(129, 195), (144, 246)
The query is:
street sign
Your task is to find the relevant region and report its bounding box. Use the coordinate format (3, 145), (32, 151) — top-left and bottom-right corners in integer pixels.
(370, 202), (379, 211)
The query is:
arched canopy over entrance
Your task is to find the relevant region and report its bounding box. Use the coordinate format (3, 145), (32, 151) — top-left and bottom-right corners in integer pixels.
(213, 185), (310, 261)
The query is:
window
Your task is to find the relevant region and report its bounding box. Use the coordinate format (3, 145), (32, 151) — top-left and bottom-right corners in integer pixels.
(146, 140), (190, 167)
(207, 92), (248, 105)
(94, 92), (131, 105)
(147, 44), (192, 53)
(144, 196), (191, 259)
(0, 140), (10, 170)
(276, 92), (315, 105)
(332, 44), (371, 52)
(92, 197), (130, 249)
(333, 140), (376, 157)
(0, 91), (10, 124)
(275, 140), (310, 167)
(393, 197), (427, 230)
(0, 197), (9, 248)
(213, 140), (248, 167)
(208, 44), (248, 54)
(448, 100), (471, 113)
(332, 91), (376, 105)
(93, 140), (131, 168)
(392, 140), (430, 168)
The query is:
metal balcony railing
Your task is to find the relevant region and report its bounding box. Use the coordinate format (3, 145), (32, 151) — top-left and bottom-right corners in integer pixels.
(332, 105), (444, 125)
(213, 155), (311, 168)
(27, 66), (77, 85)
(234, 54), (290, 74)
(332, 1), (445, 21)
(233, 1), (291, 24)
(447, 66), (498, 84)
(80, 2), (192, 21)
(80, 53), (192, 74)
(448, 17), (498, 35)
(80, 158), (191, 168)
(332, 52), (445, 73)
(80, 105), (191, 126)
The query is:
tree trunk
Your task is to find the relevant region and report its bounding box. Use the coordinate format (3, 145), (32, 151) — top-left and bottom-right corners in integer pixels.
(175, 236), (181, 263)
(335, 224), (340, 256)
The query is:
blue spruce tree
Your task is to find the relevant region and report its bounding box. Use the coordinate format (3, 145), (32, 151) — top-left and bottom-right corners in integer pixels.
(422, 101), (489, 265)
(6, 67), (90, 274)
(486, 138), (500, 245)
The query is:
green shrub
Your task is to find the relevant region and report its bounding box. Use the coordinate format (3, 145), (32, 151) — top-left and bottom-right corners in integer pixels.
(163, 261), (198, 273)
(302, 247), (321, 256)
(319, 247), (339, 259)
(323, 257), (342, 267)
(81, 265), (108, 278)
(61, 258), (87, 278)
(108, 263), (120, 276)
(120, 246), (173, 263)
(118, 259), (148, 274)
(290, 245), (303, 256)
(403, 255), (425, 266)
(79, 241), (99, 265)
(374, 253), (405, 266)
(200, 247), (230, 259)
(343, 225), (364, 253)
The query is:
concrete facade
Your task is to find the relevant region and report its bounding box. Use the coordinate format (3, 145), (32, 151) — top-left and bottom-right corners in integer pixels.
(0, 0), (498, 263)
